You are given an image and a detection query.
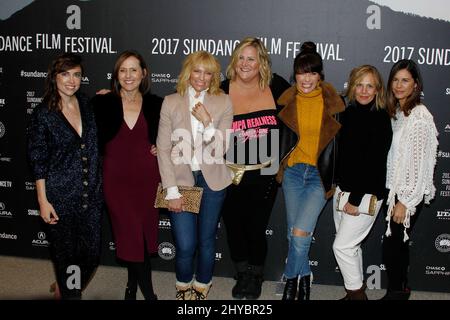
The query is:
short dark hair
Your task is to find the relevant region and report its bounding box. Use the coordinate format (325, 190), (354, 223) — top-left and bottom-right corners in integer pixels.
(293, 41), (324, 79)
(111, 50), (150, 96)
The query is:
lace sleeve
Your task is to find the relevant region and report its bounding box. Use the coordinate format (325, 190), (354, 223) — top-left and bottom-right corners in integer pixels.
(396, 118), (436, 210)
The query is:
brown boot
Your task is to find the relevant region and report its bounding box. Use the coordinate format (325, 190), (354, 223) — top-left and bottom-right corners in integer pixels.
(340, 283), (368, 300)
(191, 280), (212, 300)
(176, 280), (193, 300)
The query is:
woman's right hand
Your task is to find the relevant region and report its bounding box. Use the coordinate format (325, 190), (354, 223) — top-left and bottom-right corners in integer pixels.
(168, 198), (184, 213)
(39, 200), (59, 224)
(343, 202), (359, 216)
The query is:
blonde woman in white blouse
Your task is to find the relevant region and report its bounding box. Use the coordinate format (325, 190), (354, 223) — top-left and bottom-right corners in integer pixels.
(382, 59), (438, 300)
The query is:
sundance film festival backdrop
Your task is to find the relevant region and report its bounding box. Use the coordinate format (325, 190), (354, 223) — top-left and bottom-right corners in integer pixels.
(0, 0), (449, 293)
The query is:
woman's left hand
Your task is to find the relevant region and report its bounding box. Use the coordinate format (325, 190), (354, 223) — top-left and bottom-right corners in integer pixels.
(343, 202), (359, 216)
(392, 201), (407, 224)
(96, 88), (111, 95)
(191, 102), (212, 127)
(150, 145), (157, 156)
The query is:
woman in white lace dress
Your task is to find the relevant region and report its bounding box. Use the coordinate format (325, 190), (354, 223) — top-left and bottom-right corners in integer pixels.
(382, 59), (438, 300)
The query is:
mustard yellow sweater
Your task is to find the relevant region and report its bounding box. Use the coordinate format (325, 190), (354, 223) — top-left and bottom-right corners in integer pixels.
(288, 87), (324, 167)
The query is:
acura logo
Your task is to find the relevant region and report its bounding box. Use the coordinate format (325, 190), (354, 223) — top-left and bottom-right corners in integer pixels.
(37, 232), (46, 240)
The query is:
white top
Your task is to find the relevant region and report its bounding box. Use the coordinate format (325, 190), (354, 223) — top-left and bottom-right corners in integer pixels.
(165, 86), (216, 200)
(385, 104), (439, 241)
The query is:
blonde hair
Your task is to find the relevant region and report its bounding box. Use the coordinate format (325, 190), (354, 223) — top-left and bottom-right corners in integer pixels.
(226, 37), (272, 89)
(176, 51), (222, 96)
(345, 65), (385, 110)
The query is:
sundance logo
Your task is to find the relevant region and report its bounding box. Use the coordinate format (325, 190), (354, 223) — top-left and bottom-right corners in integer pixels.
(0, 202), (12, 218)
(20, 70), (47, 78)
(109, 241), (115, 251)
(32, 231), (49, 247)
(158, 242), (175, 260)
(0, 98), (5, 107)
(0, 232), (17, 240)
(437, 210), (450, 220)
(435, 234), (450, 253)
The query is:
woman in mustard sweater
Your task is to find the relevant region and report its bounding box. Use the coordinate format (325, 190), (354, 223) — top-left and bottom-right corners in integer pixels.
(277, 42), (344, 300)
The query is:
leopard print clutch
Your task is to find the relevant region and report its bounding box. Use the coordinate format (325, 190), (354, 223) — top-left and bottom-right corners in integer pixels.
(154, 183), (203, 214)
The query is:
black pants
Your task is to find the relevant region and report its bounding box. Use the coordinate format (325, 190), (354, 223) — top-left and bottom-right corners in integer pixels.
(125, 247), (156, 300)
(382, 200), (423, 290)
(222, 171), (278, 267)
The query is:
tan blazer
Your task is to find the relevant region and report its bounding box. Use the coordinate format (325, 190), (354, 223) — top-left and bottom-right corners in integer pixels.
(157, 92), (233, 191)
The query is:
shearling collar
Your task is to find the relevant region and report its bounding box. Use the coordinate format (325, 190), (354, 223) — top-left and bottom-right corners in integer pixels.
(278, 82), (344, 130)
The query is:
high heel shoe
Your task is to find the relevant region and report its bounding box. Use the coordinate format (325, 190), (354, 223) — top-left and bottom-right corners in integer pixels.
(49, 282), (61, 300)
(124, 285), (137, 300)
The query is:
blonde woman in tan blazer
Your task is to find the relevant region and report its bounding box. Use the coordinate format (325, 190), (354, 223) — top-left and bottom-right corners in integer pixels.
(157, 51), (233, 300)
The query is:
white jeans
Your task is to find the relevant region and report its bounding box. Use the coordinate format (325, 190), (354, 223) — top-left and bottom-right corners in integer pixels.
(332, 186), (383, 290)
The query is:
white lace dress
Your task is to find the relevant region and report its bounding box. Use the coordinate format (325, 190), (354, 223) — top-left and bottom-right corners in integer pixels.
(385, 104), (439, 241)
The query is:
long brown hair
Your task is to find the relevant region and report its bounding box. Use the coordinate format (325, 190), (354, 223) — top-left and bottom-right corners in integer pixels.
(43, 53), (83, 111)
(386, 59), (423, 118)
(111, 50), (150, 96)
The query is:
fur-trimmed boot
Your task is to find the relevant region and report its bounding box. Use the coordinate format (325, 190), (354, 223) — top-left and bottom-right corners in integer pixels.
(176, 279), (193, 300)
(191, 280), (212, 300)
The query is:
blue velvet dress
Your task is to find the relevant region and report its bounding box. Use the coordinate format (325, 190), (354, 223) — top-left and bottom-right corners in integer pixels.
(27, 93), (103, 299)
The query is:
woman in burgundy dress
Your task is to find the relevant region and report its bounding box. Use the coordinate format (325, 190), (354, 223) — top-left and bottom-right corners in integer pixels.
(92, 50), (162, 300)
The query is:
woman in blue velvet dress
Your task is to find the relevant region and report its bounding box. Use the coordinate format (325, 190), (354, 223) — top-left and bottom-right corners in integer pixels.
(27, 53), (103, 300)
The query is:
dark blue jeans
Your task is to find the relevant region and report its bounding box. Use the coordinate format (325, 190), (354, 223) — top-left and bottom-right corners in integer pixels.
(169, 171), (226, 284)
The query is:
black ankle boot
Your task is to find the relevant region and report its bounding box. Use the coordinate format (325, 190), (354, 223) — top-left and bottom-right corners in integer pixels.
(232, 271), (250, 299)
(245, 265), (264, 300)
(124, 284), (137, 300)
(282, 276), (298, 300)
(381, 287), (411, 300)
(298, 275), (310, 301)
